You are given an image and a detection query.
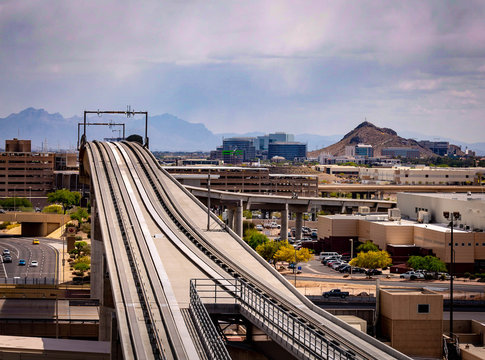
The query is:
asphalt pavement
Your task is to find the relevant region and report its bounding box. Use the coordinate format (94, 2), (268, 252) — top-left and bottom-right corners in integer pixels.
(286, 258), (485, 294)
(0, 236), (59, 282)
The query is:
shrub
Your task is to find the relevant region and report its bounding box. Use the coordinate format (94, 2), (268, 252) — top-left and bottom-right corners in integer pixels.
(469, 274), (476, 280)
(43, 204), (63, 214)
(464, 272), (471, 278)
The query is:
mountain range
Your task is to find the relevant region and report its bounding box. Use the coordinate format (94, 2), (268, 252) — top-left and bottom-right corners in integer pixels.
(0, 108), (484, 155)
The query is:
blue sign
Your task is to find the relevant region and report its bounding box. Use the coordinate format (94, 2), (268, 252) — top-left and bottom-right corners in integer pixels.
(297, 266), (301, 271)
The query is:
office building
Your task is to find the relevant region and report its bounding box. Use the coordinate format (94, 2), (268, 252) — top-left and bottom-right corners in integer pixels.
(222, 137), (256, 164)
(381, 147), (420, 159)
(317, 192), (485, 273)
(0, 139), (55, 207)
(355, 144), (374, 157)
(268, 142), (307, 161)
(418, 140), (450, 156)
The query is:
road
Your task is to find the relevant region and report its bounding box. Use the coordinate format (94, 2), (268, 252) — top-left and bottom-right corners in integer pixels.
(0, 235), (59, 282)
(288, 259), (485, 294)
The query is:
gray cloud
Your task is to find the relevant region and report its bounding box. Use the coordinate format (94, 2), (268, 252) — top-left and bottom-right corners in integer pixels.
(1, 0), (484, 142)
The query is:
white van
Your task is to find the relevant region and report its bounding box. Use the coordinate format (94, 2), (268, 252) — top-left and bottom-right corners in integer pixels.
(319, 252), (339, 260)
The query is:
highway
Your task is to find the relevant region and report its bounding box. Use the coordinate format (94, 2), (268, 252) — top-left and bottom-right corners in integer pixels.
(0, 236), (58, 282)
(84, 141), (410, 360)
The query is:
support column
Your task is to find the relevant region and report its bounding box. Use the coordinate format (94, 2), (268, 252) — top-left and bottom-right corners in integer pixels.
(234, 200), (243, 238)
(280, 203), (288, 241)
(295, 212), (303, 240)
(227, 208), (235, 230)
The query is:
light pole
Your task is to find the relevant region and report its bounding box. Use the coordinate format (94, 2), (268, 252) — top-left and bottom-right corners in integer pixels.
(294, 247), (297, 287)
(29, 186), (32, 207)
(349, 238), (354, 277)
(13, 186), (16, 212)
(443, 211), (460, 340)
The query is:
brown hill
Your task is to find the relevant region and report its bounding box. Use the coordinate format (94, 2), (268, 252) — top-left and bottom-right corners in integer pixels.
(308, 121), (436, 158)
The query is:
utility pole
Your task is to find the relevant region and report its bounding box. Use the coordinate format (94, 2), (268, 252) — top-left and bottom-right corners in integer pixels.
(207, 171), (211, 231)
(443, 211), (460, 340)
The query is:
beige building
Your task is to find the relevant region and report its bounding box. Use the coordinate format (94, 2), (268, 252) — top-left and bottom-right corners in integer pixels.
(359, 166), (485, 185)
(318, 214), (485, 273)
(380, 288), (443, 358)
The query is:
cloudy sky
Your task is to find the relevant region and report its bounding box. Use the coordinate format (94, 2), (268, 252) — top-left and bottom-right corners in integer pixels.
(1, 1), (484, 142)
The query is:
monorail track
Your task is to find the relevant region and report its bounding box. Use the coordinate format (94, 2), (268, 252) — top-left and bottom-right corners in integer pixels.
(85, 140), (410, 360)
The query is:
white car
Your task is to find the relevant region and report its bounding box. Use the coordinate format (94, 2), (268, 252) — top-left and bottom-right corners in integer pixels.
(256, 224), (263, 231)
(30, 260), (38, 267)
(400, 271), (424, 280)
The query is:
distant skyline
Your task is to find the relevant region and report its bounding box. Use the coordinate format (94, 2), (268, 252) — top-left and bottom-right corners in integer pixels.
(1, 1), (485, 143)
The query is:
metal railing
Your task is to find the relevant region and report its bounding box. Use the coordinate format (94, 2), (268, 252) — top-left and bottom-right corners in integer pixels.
(189, 280), (232, 360)
(0, 277), (57, 285)
(191, 278), (360, 360)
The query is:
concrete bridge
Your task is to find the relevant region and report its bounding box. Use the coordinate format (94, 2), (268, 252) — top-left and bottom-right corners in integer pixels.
(0, 212), (70, 236)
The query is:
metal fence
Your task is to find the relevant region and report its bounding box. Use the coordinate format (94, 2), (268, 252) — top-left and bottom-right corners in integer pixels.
(0, 277), (57, 285)
(191, 278), (360, 360)
(189, 280), (232, 360)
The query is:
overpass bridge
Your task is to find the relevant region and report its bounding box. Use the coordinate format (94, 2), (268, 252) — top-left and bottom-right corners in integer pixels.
(0, 212), (70, 236)
(80, 141), (410, 360)
(184, 186), (395, 240)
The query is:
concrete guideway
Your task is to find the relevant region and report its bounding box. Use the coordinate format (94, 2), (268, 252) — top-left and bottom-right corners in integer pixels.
(82, 141), (411, 360)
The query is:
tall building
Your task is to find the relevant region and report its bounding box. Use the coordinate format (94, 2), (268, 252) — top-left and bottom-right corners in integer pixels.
(381, 147), (420, 159)
(418, 140), (450, 156)
(355, 144), (374, 157)
(268, 142), (307, 161)
(0, 139), (55, 207)
(222, 137), (256, 164)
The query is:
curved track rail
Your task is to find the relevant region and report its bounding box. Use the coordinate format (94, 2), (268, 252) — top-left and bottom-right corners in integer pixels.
(84, 141), (410, 360)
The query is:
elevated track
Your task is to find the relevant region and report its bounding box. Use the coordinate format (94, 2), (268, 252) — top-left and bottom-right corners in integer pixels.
(82, 141), (410, 360)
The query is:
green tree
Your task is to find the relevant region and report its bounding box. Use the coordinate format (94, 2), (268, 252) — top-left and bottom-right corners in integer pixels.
(243, 210), (253, 219)
(356, 240), (379, 253)
(407, 255), (447, 273)
(47, 189), (81, 214)
(42, 204), (63, 214)
(256, 240), (283, 266)
(70, 207), (89, 226)
(244, 229), (269, 249)
(69, 241), (91, 259)
(0, 197), (32, 210)
(350, 250), (392, 271)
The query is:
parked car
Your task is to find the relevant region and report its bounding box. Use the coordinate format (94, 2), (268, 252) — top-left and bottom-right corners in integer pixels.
(35, 207), (41, 212)
(18, 259), (26, 266)
(400, 271), (424, 280)
(332, 261), (346, 270)
(30, 260), (38, 267)
(365, 269), (382, 276)
(323, 289), (350, 298)
(255, 224), (263, 231)
(339, 264), (351, 273)
(351, 267), (366, 273)
(3, 249), (10, 256)
(2, 255), (12, 263)
(0, 209), (5, 214)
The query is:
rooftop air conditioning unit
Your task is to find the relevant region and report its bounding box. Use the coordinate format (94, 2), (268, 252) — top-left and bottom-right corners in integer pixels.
(388, 208), (401, 221)
(417, 210), (430, 224)
(358, 206), (370, 214)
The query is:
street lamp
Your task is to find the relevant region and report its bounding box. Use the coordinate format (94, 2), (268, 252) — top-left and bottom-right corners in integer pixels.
(349, 238), (354, 277)
(443, 211), (460, 339)
(29, 186), (32, 207)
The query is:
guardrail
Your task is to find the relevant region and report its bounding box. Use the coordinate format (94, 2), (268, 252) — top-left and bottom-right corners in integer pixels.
(0, 277), (57, 285)
(191, 278), (360, 360)
(189, 280), (231, 360)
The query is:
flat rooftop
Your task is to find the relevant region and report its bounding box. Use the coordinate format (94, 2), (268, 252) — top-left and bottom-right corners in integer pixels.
(403, 192), (485, 201)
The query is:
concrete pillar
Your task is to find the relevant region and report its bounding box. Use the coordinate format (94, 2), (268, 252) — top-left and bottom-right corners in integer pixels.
(234, 200), (243, 238)
(227, 208), (235, 230)
(280, 203), (288, 241)
(295, 212), (303, 240)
